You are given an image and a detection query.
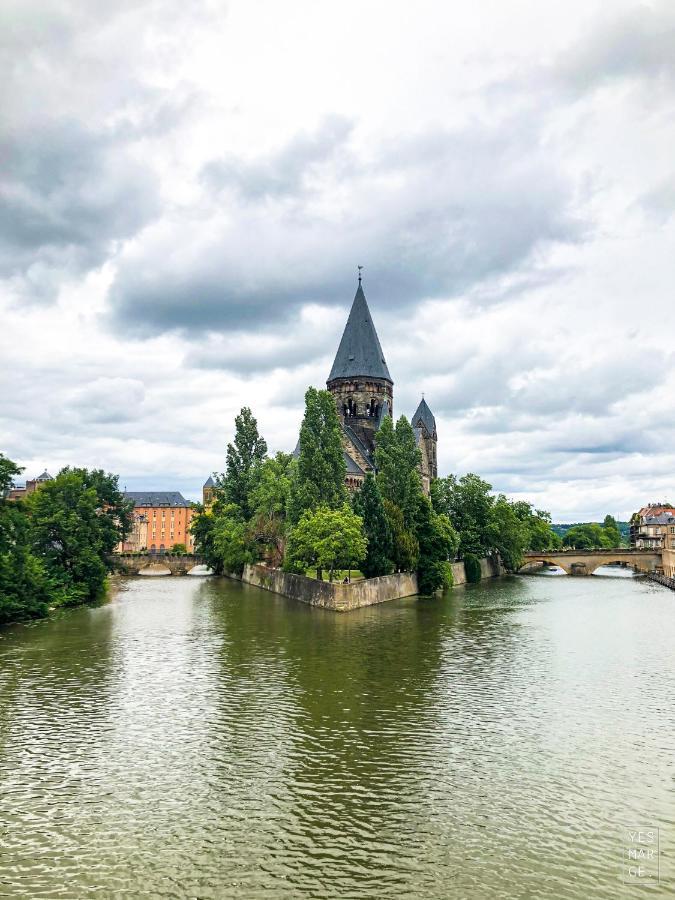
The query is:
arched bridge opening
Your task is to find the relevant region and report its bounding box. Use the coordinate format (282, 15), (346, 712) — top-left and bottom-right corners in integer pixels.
(518, 550), (661, 577)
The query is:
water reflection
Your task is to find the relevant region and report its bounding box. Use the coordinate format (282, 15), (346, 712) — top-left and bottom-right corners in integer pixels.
(0, 574), (673, 898)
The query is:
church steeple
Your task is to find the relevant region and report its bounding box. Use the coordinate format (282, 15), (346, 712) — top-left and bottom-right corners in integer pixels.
(328, 282), (392, 383)
(327, 278), (394, 461)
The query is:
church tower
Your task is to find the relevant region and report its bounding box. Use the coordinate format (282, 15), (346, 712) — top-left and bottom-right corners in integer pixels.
(411, 397), (438, 493)
(327, 278), (393, 461)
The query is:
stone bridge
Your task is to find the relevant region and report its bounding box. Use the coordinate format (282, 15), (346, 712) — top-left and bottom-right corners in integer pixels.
(109, 553), (209, 576)
(519, 549), (662, 576)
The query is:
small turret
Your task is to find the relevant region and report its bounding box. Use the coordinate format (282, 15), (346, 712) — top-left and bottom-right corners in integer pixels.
(203, 475), (216, 508)
(412, 397), (438, 492)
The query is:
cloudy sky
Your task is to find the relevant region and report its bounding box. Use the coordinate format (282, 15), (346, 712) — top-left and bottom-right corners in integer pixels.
(2, 0), (674, 521)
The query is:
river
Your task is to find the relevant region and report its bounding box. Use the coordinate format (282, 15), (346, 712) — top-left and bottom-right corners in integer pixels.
(0, 569), (673, 898)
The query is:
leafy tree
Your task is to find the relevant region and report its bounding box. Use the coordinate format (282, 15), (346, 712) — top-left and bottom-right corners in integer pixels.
(463, 553), (482, 584)
(190, 503), (222, 574)
(0, 454), (55, 623)
(414, 493), (459, 594)
(352, 473), (393, 578)
(222, 407), (268, 520)
(285, 505), (367, 581)
(603, 514), (623, 548)
(212, 504), (255, 576)
(487, 495), (529, 572)
(287, 388), (346, 525)
(563, 522), (614, 549)
(170, 543), (186, 554)
(432, 473), (494, 558)
(383, 500), (419, 573)
(27, 467), (131, 605)
(374, 415), (422, 525)
(249, 452), (294, 566)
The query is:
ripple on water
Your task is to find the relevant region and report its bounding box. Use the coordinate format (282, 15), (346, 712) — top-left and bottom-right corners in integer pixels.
(0, 574), (673, 898)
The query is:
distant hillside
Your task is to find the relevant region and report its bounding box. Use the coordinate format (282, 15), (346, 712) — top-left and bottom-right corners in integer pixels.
(552, 522), (630, 541)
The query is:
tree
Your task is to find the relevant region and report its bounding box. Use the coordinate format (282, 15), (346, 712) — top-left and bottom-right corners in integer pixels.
(0, 454), (54, 623)
(249, 452), (294, 566)
(432, 473), (494, 558)
(27, 467), (131, 605)
(287, 388), (346, 525)
(463, 554), (482, 584)
(285, 505), (367, 581)
(222, 407), (268, 520)
(487, 494), (529, 572)
(212, 504), (255, 576)
(352, 474), (393, 578)
(383, 500), (419, 573)
(190, 504), (222, 574)
(563, 522), (614, 549)
(603, 514), (622, 548)
(374, 415), (422, 525)
(171, 543), (186, 554)
(414, 493), (459, 594)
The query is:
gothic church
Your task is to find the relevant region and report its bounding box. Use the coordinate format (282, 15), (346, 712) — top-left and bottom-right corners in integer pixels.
(326, 279), (438, 493)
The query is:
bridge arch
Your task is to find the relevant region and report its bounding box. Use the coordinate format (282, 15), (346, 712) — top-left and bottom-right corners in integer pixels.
(518, 550), (660, 576)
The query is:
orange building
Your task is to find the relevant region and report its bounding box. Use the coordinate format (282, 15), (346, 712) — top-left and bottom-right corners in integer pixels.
(119, 491), (195, 552)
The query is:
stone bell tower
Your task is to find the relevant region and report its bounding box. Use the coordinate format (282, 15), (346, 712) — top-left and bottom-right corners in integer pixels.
(326, 277), (393, 459)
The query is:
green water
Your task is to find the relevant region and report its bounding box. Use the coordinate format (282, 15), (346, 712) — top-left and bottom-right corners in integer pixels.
(0, 570), (673, 898)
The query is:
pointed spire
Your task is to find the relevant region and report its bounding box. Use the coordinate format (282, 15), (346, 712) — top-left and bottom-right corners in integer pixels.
(412, 397), (436, 435)
(328, 281), (392, 383)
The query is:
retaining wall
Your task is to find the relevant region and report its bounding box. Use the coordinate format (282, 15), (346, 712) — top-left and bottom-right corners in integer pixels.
(241, 564), (418, 612)
(239, 554), (504, 611)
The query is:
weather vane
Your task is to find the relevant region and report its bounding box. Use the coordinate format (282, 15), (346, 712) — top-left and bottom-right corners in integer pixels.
(357, 264), (363, 283)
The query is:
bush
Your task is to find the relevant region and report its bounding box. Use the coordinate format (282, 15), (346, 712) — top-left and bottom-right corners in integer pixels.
(464, 553), (482, 584)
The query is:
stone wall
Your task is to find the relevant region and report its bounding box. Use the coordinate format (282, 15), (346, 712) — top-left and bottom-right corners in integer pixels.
(239, 555), (504, 611)
(451, 554), (504, 586)
(241, 564), (418, 612)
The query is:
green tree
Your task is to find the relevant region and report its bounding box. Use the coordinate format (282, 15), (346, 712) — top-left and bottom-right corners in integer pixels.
(222, 407), (268, 520)
(602, 514), (622, 547)
(170, 543), (186, 554)
(249, 452), (294, 566)
(212, 503), (255, 576)
(562, 523), (613, 549)
(374, 415), (422, 525)
(487, 494), (529, 572)
(0, 454), (55, 623)
(285, 504), (367, 581)
(383, 500), (419, 573)
(27, 467), (131, 605)
(432, 473), (494, 558)
(190, 504), (222, 574)
(414, 493), (459, 594)
(463, 553), (482, 584)
(352, 473), (393, 578)
(287, 388), (346, 525)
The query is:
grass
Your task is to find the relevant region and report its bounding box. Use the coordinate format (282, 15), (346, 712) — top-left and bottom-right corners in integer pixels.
(305, 568), (365, 582)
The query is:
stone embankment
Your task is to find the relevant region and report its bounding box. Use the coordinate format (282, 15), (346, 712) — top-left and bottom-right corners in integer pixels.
(235, 554), (504, 612)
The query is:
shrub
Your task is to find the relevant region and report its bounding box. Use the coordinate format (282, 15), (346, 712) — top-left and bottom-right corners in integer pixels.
(464, 553), (482, 584)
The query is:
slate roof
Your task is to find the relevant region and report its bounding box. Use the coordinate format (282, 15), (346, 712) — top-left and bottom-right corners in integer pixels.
(328, 284), (392, 383)
(123, 491), (191, 508)
(36, 470), (53, 481)
(644, 514), (675, 525)
(203, 475), (215, 487)
(411, 397), (436, 435)
(344, 452), (365, 475)
(342, 424), (374, 468)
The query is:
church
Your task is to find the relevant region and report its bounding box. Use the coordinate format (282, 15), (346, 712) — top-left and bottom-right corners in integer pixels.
(326, 278), (438, 494)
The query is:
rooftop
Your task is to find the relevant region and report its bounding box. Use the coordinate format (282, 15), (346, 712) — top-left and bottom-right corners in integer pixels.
(328, 283), (392, 383)
(123, 491), (191, 508)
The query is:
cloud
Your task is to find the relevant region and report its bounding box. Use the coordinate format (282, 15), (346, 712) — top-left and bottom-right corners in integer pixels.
(108, 114), (581, 337)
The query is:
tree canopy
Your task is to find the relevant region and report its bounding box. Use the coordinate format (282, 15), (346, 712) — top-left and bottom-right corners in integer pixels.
(285, 505), (367, 581)
(352, 473), (393, 578)
(287, 388), (347, 525)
